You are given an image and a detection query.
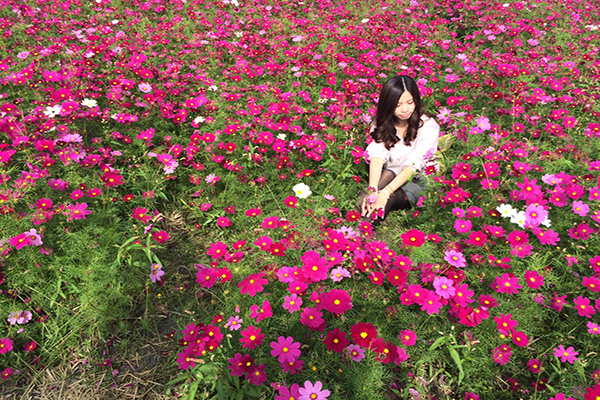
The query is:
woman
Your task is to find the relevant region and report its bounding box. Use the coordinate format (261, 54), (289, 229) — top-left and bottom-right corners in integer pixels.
(358, 75), (440, 223)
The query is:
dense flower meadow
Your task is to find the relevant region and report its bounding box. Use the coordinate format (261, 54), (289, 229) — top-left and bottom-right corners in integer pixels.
(1, 0), (600, 398)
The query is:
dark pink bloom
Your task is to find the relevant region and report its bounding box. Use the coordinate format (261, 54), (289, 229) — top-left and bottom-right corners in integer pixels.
(322, 289), (352, 314)
(238, 272), (268, 297)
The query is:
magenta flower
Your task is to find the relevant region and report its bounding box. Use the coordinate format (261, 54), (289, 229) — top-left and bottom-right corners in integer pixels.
(246, 364), (267, 386)
(270, 336), (301, 363)
(249, 300), (272, 322)
(444, 249), (466, 268)
(0, 338), (13, 354)
(131, 206), (151, 224)
(554, 345), (579, 364)
(10, 233), (33, 250)
(493, 273), (522, 295)
(301, 250), (329, 282)
(453, 219), (472, 233)
(573, 296), (596, 318)
(276, 384), (301, 400)
(300, 307), (324, 328)
(524, 270), (544, 289)
(433, 276), (455, 299)
(420, 291), (443, 315)
(398, 329), (417, 346)
(240, 325), (264, 350)
(322, 289), (352, 314)
(299, 381), (330, 400)
(282, 293), (303, 313)
(66, 202), (92, 221)
(587, 321), (600, 335)
(238, 272), (268, 297)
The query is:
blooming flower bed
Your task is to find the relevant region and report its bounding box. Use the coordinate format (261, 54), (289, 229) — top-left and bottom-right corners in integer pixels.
(1, 0), (600, 398)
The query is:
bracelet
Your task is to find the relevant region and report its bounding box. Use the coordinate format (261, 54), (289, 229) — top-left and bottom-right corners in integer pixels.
(383, 186), (394, 197)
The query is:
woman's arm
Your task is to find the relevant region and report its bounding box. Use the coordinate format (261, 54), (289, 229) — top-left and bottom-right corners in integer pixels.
(368, 157), (384, 189)
(381, 166), (415, 196)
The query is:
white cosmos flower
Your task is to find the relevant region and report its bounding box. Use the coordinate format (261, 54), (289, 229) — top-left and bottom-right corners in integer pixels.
(496, 203), (514, 218)
(292, 183), (311, 199)
(81, 98), (98, 108)
(509, 210), (526, 228)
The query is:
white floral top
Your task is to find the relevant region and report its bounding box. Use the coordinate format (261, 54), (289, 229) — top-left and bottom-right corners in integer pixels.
(365, 117), (440, 174)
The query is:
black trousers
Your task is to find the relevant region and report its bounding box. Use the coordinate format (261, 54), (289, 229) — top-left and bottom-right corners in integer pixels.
(357, 169), (411, 222)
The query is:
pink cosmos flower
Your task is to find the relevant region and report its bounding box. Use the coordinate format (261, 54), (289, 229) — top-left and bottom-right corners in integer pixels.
(524, 270), (544, 289)
(491, 345), (511, 365)
(554, 345), (578, 363)
(270, 336), (301, 363)
(238, 272), (268, 297)
(247, 364), (267, 386)
(10, 233), (33, 250)
(249, 300), (272, 322)
(240, 325), (264, 350)
(444, 249), (466, 268)
(573, 200), (589, 216)
(433, 276), (455, 299)
(346, 344), (365, 362)
(525, 359), (542, 375)
(300, 307), (324, 328)
(493, 273), (522, 295)
(453, 219), (472, 233)
(282, 293), (303, 313)
(150, 263), (164, 283)
(225, 316), (243, 331)
(138, 83), (152, 93)
(330, 267), (350, 282)
(573, 296), (596, 318)
(196, 267), (217, 288)
(524, 203), (547, 227)
(322, 289), (352, 314)
(131, 206), (151, 224)
(299, 381), (330, 400)
(587, 321), (600, 335)
(398, 329), (417, 346)
(453, 283), (475, 307)
(0, 338), (13, 354)
(301, 250), (329, 282)
(66, 202), (92, 221)
(420, 291), (443, 314)
(276, 384), (301, 400)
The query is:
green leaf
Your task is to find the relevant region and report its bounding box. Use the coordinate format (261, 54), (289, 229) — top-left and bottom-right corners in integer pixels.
(165, 374), (189, 386)
(233, 375), (240, 390)
(448, 346), (464, 385)
(235, 390), (244, 400)
(188, 380), (199, 400)
(428, 336), (448, 351)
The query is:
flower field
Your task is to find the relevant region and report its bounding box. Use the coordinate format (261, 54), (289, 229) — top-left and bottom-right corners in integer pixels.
(1, 0), (600, 398)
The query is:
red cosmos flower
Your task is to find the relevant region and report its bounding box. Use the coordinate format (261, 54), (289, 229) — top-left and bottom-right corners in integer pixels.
(324, 328), (350, 353)
(131, 207), (151, 224)
(284, 196), (298, 208)
(350, 322), (378, 348)
(584, 383), (600, 400)
(400, 229), (426, 247)
(346, 210), (361, 222)
(322, 289), (352, 315)
(238, 273), (268, 297)
(268, 242), (286, 257)
(386, 269), (408, 287)
(245, 208), (262, 217)
(101, 171), (123, 187)
(369, 271), (385, 286)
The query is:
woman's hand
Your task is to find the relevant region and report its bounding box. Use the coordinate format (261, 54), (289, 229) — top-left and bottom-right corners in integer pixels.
(363, 191), (389, 219)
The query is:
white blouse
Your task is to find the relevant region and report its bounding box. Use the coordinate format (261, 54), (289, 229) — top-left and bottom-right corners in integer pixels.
(365, 117), (440, 174)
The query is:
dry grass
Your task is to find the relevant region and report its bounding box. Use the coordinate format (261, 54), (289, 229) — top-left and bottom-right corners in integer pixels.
(0, 359), (170, 400)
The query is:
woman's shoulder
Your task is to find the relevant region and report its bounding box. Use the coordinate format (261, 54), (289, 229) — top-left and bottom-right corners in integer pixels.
(420, 115), (440, 130)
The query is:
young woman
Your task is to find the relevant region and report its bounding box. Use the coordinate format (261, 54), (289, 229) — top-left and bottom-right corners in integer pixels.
(358, 75), (440, 222)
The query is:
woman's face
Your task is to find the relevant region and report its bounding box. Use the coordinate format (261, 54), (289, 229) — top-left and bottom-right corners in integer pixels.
(394, 90), (415, 121)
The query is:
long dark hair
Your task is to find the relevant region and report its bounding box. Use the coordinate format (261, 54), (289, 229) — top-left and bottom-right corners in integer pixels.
(371, 75), (425, 150)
